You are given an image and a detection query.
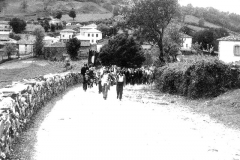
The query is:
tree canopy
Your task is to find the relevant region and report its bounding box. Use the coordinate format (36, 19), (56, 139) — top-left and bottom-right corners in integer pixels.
(127, 0), (179, 63)
(69, 9), (76, 20)
(9, 18), (27, 34)
(33, 27), (45, 57)
(66, 38), (81, 60)
(99, 34), (145, 68)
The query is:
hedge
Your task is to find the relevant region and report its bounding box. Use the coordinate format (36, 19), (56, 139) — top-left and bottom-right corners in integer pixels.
(155, 57), (240, 98)
(0, 72), (82, 159)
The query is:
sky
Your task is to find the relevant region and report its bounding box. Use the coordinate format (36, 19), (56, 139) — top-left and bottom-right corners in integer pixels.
(179, 0), (240, 15)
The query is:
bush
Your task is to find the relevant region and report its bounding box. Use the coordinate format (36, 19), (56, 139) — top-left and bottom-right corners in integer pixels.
(155, 56), (240, 98)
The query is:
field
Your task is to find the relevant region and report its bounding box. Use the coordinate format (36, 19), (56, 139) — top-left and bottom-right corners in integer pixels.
(185, 15), (221, 28)
(61, 13), (113, 22)
(0, 58), (87, 89)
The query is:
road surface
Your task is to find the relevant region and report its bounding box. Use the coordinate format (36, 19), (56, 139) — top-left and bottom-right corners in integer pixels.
(11, 84), (240, 160)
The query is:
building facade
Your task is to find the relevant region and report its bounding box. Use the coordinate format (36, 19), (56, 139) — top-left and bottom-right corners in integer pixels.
(60, 29), (77, 43)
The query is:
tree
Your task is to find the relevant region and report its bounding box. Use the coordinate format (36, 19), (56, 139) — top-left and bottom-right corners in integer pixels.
(69, 9), (76, 21)
(113, 5), (120, 16)
(97, 23), (110, 38)
(33, 27), (45, 57)
(55, 11), (62, 19)
(198, 18), (205, 27)
(43, 19), (50, 32)
(9, 33), (21, 41)
(4, 43), (16, 60)
(127, 0), (179, 63)
(9, 18), (27, 34)
(50, 24), (56, 32)
(99, 34), (145, 68)
(20, 0), (28, 12)
(103, 3), (113, 12)
(66, 38), (81, 60)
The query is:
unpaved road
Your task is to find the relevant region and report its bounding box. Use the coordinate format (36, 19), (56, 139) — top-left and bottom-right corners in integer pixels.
(11, 84), (240, 160)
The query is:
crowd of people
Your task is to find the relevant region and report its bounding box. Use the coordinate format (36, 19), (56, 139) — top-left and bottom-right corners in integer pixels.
(80, 64), (155, 101)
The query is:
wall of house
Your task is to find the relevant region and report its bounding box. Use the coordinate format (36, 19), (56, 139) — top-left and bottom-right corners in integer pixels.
(19, 45), (33, 55)
(219, 41), (240, 63)
(60, 32), (74, 42)
(85, 32), (102, 44)
(181, 38), (192, 50)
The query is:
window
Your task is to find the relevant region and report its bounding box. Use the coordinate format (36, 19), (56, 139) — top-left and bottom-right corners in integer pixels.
(234, 45), (240, 56)
(92, 34), (94, 37)
(186, 44), (188, 48)
(88, 34), (90, 37)
(62, 35), (64, 38)
(96, 34), (98, 37)
(69, 35), (71, 39)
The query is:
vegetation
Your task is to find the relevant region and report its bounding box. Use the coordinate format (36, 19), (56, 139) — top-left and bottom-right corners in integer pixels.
(9, 33), (21, 41)
(69, 9), (76, 20)
(99, 34), (145, 68)
(9, 18), (27, 34)
(66, 38), (81, 60)
(4, 43), (16, 60)
(127, 0), (179, 63)
(55, 11), (62, 19)
(155, 56), (240, 98)
(20, 0), (28, 12)
(33, 27), (45, 57)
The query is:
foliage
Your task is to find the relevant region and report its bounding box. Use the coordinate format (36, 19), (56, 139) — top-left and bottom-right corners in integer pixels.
(193, 28), (229, 51)
(198, 18), (205, 27)
(43, 0), (56, 11)
(181, 4), (240, 33)
(33, 27), (45, 57)
(143, 52), (153, 66)
(42, 19), (50, 32)
(66, 38), (81, 60)
(4, 43), (16, 59)
(55, 11), (62, 19)
(155, 55), (240, 98)
(102, 3), (113, 12)
(179, 26), (194, 37)
(20, 0), (28, 12)
(99, 34), (145, 68)
(50, 24), (56, 32)
(69, 9), (76, 20)
(9, 18), (27, 34)
(9, 33), (21, 41)
(113, 5), (120, 16)
(127, 0), (179, 63)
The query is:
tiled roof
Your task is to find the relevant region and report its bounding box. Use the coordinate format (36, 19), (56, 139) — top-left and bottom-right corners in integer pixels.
(25, 24), (43, 32)
(17, 39), (34, 45)
(60, 29), (77, 33)
(180, 33), (192, 38)
(217, 35), (240, 41)
(45, 42), (66, 48)
(80, 40), (90, 47)
(84, 29), (101, 33)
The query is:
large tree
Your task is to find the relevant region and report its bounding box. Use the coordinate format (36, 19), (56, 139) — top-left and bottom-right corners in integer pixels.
(99, 34), (145, 68)
(127, 0), (179, 63)
(9, 18), (27, 33)
(69, 9), (76, 21)
(4, 43), (16, 60)
(66, 38), (81, 60)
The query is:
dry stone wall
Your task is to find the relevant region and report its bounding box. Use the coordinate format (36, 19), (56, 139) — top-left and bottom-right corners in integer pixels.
(0, 72), (82, 159)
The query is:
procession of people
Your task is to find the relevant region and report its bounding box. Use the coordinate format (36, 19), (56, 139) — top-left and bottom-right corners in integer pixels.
(80, 63), (155, 101)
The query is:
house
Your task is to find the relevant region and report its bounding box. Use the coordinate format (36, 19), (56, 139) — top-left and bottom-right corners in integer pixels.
(44, 42), (66, 60)
(0, 21), (12, 35)
(43, 36), (60, 45)
(79, 23), (97, 33)
(141, 42), (152, 51)
(217, 35), (240, 63)
(25, 24), (44, 34)
(96, 38), (109, 52)
(181, 33), (192, 50)
(66, 25), (82, 33)
(79, 39), (91, 56)
(49, 18), (63, 28)
(17, 35), (35, 55)
(76, 28), (102, 44)
(59, 29), (77, 43)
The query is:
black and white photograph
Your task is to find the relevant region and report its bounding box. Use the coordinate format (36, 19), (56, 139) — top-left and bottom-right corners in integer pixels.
(0, 0), (240, 159)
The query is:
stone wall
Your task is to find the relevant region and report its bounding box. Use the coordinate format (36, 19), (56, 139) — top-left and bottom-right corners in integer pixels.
(0, 72), (82, 159)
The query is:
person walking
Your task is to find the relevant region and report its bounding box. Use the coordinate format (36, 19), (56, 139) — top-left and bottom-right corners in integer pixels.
(101, 70), (110, 100)
(116, 71), (126, 101)
(81, 63), (89, 91)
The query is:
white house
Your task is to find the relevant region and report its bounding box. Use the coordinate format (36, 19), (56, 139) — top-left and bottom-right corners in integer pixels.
(218, 35), (240, 63)
(76, 28), (102, 44)
(181, 33), (192, 50)
(60, 29), (77, 43)
(0, 21), (12, 35)
(79, 23), (97, 34)
(49, 18), (63, 28)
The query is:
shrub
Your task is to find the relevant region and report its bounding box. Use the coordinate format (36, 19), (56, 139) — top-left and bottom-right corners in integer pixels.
(155, 55), (240, 98)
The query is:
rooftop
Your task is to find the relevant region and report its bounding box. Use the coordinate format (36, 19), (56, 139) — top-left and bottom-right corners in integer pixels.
(180, 33), (192, 38)
(84, 29), (101, 33)
(217, 35), (240, 41)
(60, 29), (77, 33)
(44, 42), (66, 48)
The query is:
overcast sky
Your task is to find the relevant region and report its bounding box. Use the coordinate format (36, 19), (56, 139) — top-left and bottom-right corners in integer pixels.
(179, 0), (240, 15)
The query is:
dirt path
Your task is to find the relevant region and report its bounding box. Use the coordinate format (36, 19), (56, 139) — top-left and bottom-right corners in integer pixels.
(10, 84), (240, 160)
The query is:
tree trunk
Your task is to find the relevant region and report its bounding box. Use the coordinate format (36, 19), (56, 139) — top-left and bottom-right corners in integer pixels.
(157, 37), (165, 63)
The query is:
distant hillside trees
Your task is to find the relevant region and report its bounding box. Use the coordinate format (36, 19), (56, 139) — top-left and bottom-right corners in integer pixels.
(198, 18), (205, 27)
(55, 11), (62, 19)
(69, 9), (76, 20)
(9, 18), (27, 34)
(113, 5), (120, 16)
(20, 0), (28, 12)
(103, 3), (113, 12)
(99, 34), (145, 68)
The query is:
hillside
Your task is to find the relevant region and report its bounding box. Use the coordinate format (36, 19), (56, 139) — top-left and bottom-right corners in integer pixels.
(0, 0), (113, 21)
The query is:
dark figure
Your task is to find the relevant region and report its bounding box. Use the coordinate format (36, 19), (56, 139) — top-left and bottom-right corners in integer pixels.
(116, 71), (126, 101)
